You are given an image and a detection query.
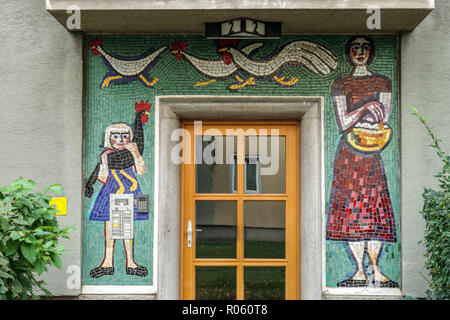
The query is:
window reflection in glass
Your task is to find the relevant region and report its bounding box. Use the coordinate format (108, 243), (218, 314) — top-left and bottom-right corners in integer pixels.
(196, 135), (237, 194)
(196, 266), (236, 300)
(244, 267), (285, 300)
(195, 200), (237, 259)
(245, 136), (286, 194)
(244, 201), (286, 259)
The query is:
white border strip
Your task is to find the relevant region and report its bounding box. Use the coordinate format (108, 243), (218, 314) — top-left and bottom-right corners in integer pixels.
(153, 95), (160, 297)
(321, 98), (327, 295)
(325, 287), (402, 296)
(81, 285), (157, 295)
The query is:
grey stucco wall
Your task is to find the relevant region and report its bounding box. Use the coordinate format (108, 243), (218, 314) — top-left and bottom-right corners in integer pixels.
(401, 0), (450, 298)
(0, 0), (83, 295)
(0, 0), (447, 299)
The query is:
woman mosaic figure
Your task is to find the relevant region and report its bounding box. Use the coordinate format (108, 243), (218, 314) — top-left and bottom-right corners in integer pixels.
(326, 37), (398, 288)
(85, 100), (151, 278)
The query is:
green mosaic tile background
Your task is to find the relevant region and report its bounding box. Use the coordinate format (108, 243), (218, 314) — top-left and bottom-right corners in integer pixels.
(83, 35), (399, 287)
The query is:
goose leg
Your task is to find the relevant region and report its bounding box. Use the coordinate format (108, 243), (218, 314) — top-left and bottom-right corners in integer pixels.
(273, 75), (299, 86)
(139, 74), (159, 87)
(101, 75), (123, 89)
(195, 79), (216, 87)
(229, 77), (256, 90)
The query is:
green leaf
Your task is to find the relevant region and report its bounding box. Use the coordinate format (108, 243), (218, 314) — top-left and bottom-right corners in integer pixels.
(0, 217), (8, 230)
(5, 240), (20, 256)
(0, 256), (8, 266)
(42, 195), (53, 202)
(18, 275), (33, 291)
(43, 241), (54, 249)
(33, 228), (51, 237)
(36, 198), (50, 208)
(10, 231), (22, 241)
(34, 259), (46, 276)
(50, 253), (63, 269)
(20, 243), (36, 264)
(409, 106), (418, 114)
(26, 217), (36, 225)
(47, 208), (60, 215)
(48, 185), (64, 196)
(22, 180), (36, 191)
(0, 272), (13, 279)
(64, 226), (76, 233)
(15, 198), (35, 211)
(12, 218), (29, 226)
(40, 287), (52, 297)
(53, 245), (67, 255)
(12, 279), (23, 293)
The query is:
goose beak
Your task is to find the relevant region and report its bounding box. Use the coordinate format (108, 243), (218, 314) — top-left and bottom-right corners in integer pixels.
(217, 47), (227, 53)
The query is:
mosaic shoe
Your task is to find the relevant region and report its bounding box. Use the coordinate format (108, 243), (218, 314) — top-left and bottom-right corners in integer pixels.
(90, 266), (114, 278)
(337, 278), (367, 287)
(126, 265), (148, 277)
(373, 280), (399, 288)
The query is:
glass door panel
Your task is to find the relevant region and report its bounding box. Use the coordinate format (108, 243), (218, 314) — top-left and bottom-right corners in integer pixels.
(244, 136), (286, 194)
(195, 200), (237, 259)
(244, 201), (286, 259)
(244, 267), (286, 300)
(196, 266), (237, 300)
(196, 135), (237, 194)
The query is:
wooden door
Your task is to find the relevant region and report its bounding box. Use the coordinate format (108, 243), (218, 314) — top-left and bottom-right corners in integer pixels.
(180, 121), (300, 300)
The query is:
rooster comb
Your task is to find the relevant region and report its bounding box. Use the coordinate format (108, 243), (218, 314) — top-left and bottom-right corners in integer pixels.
(135, 100), (152, 112)
(218, 39), (238, 48)
(88, 37), (103, 48)
(172, 40), (188, 51)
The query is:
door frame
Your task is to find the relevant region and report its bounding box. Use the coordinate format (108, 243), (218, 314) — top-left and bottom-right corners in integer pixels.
(180, 121), (300, 300)
(154, 95), (325, 300)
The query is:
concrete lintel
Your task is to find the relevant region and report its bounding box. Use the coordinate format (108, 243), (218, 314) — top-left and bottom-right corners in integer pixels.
(46, 0), (435, 11)
(46, 0), (434, 34)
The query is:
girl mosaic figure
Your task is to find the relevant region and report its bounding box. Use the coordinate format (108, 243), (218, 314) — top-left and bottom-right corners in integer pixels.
(326, 37), (398, 288)
(85, 100), (151, 278)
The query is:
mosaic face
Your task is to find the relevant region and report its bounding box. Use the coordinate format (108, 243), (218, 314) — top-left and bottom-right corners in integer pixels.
(110, 132), (131, 150)
(348, 37), (372, 66)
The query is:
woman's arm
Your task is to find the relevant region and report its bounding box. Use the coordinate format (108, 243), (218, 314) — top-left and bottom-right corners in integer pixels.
(379, 92), (392, 123)
(333, 95), (385, 132)
(98, 149), (114, 183)
(126, 142), (146, 175)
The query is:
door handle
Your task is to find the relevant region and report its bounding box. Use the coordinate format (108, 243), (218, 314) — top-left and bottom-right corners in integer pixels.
(187, 220), (192, 248)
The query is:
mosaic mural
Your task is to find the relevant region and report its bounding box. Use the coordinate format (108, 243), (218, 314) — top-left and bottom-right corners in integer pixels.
(88, 38), (167, 89)
(326, 37), (398, 288)
(170, 39), (338, 90)
(84, 100), (151, 280)
(83, 35), (400, 288)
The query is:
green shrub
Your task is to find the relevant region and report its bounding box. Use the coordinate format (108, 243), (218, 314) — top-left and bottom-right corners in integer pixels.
(0, 178), (74, 299)
(411, 107), (450, 300)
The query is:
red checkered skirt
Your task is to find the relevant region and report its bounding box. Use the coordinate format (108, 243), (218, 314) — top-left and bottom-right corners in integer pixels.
(326, 138), (397, 242)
